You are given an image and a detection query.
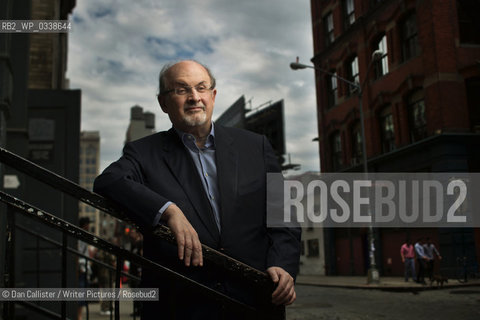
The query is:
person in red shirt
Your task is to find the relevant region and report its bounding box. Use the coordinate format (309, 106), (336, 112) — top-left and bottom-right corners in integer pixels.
(400, 239), (416, 282)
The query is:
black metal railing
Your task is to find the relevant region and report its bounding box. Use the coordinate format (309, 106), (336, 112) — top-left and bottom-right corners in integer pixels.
(0, 147), (284, 319)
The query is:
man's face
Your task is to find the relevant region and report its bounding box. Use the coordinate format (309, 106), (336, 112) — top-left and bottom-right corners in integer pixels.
(158, 61), (216, 132)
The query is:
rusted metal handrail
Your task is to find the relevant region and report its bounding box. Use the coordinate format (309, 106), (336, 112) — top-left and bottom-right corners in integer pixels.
(0, 147), (284, 318)
(0, 191), (257, 311)
(0, 147), (273, 287)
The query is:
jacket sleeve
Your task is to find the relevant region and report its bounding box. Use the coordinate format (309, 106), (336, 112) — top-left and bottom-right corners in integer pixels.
(262, 136), (302, 279)
(93, 142), (168, 229)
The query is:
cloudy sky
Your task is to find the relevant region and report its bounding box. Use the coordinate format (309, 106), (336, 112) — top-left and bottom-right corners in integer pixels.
(67, 0), (319, 174)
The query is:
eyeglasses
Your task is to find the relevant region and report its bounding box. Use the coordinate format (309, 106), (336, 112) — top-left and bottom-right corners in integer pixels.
(164, 83), (213, 96)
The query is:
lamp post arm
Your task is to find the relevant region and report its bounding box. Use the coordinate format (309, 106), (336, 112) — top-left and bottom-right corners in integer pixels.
(290, 62), (360, 90)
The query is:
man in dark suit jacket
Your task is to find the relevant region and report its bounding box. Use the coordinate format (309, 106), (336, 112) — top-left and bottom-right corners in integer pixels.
(93, 60), (301, 319)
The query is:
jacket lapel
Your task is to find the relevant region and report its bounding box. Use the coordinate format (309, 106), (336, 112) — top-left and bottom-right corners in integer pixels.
(214, 125), (238, 232)
(162, 128), (220, 242)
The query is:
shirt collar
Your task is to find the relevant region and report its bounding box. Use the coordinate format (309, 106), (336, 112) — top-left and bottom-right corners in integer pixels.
(174, 123), (216, 152)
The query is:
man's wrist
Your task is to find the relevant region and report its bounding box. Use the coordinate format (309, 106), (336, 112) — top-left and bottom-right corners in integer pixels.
(153, 201), (175, 226)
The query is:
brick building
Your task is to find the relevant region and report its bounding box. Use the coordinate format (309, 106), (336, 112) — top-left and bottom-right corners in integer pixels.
(310, 0), (480, 276)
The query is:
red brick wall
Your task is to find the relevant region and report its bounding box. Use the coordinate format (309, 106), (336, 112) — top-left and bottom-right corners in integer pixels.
(310, 0), (480, 172)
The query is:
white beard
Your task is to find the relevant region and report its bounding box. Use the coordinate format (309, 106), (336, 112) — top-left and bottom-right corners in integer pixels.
(183, 109), (207, 127)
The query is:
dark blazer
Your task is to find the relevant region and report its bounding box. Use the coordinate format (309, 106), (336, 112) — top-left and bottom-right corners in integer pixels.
(93, 124), (301, 318)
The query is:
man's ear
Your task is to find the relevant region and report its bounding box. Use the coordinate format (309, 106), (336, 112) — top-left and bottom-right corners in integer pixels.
(212, 88), (217, 102)
(157, 94), (168, 113)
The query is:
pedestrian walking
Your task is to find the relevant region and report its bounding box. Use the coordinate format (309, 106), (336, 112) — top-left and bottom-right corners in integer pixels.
(400, 239), (416, 282)
(414, 238), (429, 284)
(423, 237), (441, 280)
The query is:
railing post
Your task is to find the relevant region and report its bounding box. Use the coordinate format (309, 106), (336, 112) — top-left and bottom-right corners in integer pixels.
(3, 206), (16, 320)
(109, 267), (114, 320)
(61, 231), (67, 319)
(36, 233), (40, 287)
(115, 256), (123, 320)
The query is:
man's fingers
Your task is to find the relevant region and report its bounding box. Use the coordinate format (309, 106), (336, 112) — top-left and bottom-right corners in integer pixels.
(163, 205), (203, 267)
(267, 268), (279, 283)
(273, 284), (295, 305)
(267, 267), (295, 306)
(191, 239), (203, 266)
(272, 277), (290, 304)
(286, 288), (296, 305)
(183, 237), (193, 266)
(176, 232), (185, 261)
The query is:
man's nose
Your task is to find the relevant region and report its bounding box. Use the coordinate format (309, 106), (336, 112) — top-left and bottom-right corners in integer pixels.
(187, 88), (201, 101)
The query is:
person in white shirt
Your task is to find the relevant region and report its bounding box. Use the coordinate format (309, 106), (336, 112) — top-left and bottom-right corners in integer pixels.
(414, 238), (429, 284)
(423, 237), (442, 280)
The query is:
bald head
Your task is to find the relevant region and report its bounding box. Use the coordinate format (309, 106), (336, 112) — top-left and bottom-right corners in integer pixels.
(158, 60), (216, 95)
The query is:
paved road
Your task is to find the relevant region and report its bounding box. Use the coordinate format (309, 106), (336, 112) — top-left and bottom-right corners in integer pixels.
(287, 284), (480, 320)
(81, 284), (480, 319)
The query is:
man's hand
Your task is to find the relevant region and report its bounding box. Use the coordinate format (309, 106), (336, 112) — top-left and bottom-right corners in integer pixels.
(266, 266), (296, 306)
(161, 204), (203, 267)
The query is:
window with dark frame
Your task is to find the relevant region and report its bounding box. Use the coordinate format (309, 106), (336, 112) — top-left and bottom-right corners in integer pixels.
(351, 122), (363, 166)
(465, 77), (480, 131)
(330, 131), (343, 171)
(307, 239), (320, 257)
(327, 71), (338, 108)
(374, 35), (389, 79)
(457, 0), (480, 44)
(370, 0), (385, 7)
(324, 12), (334, 46)
(344, 0), (355, 28)
(408, 90), (427, 142)
(380, 106), (395, 153)
(347, 55), (359, 95)
(401, 12), (419, 61)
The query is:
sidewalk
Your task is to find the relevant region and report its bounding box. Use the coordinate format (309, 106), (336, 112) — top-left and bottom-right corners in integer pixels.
(296, 275), (480, 291)
(80, 300), (134, 320)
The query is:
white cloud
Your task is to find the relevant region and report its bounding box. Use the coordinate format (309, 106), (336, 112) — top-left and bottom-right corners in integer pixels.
(67, 0), (319, 173)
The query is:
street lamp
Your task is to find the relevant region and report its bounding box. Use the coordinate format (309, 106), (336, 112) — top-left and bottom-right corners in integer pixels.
(290, 51), (383, 284)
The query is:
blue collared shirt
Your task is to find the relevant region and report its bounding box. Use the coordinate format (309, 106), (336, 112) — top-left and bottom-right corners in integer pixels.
(154, 125), (221, 232)
(414, 242), (426, 258)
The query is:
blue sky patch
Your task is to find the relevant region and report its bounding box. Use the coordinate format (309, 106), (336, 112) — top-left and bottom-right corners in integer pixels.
(145, 36), (216, 62)
(89, 6), (114, 19)
(94, 57), (135, 83)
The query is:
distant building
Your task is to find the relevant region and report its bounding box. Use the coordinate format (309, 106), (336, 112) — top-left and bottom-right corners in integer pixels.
(287, 171), (326, 275)
(216, 97), (289, 169)
(28, 0), (73, 89)
(79, 131), (100, 233)
(125, 105), (156, 143)
(1, 1), (79, 318)
(310, 0), (480, 276)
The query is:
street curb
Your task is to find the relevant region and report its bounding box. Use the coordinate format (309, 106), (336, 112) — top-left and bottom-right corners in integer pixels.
(295, 281), (480, 292)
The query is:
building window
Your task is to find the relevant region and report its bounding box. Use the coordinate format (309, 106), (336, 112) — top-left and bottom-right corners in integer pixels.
(465, 77), (480, 131)
(351, 122), (363, 165)
(86, 145), (96, 155)
(347, 56), (359, 95)
(307, 239), (320, 257)
(401, 13), (419, 61)
(374, 35), (389, 79)
(344, 0), (355, 27)
(324, 12), (334, 46)
(408, 90), (427, 142)
(330, 131), (343, 171)
(370, 0), (385, 6)
(327, 71), (338, 108)
(380, 106), (395, 153)
(457, 0), (480, 44)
